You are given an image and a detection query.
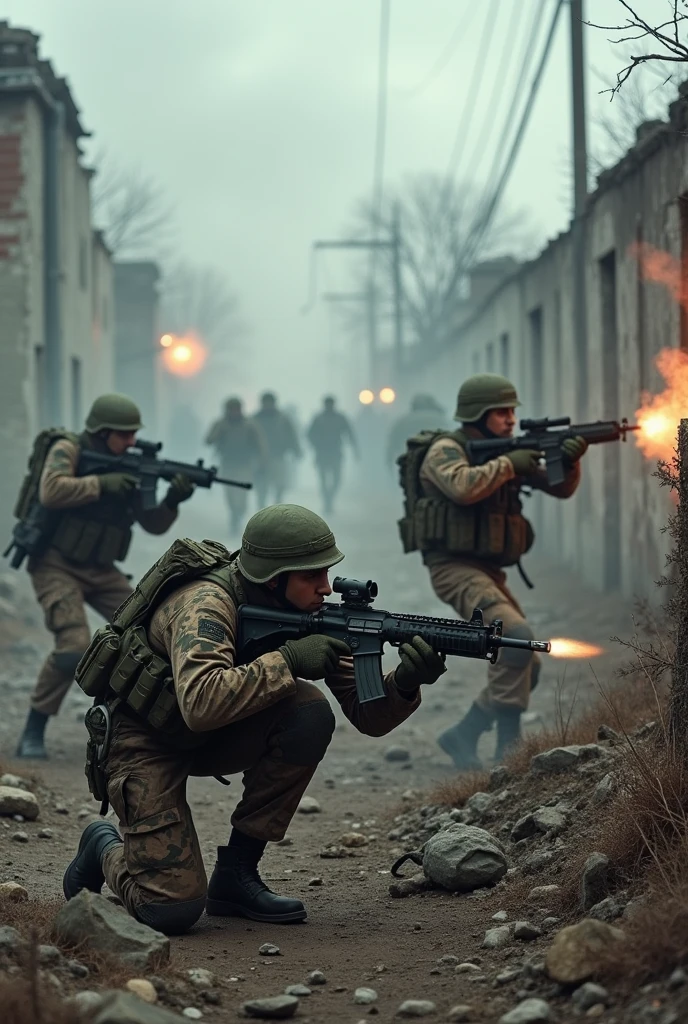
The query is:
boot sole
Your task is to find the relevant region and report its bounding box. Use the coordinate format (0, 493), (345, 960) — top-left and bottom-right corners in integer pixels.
(205, 898), (307, 923)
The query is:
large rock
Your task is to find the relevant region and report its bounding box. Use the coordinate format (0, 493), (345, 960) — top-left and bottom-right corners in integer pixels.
(581, 853), (611, 910)
(0, 785), (39, 820)
(243, 995), (299, 1019)
(93, 992), (184, 1023)
(530, 745), (605, 775)
(545, 919), (625, 983)
(422, 824), (507, 892)
(55, 891), (170, 970)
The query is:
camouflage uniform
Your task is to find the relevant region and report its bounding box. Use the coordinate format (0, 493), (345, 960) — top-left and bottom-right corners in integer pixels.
(252, 396), (302, 508)
(306, 399), (358, 514)
(206, 401), (267, 534)
(29, 435), (178, 718)
(101, 563), (420, 926)
(420, 433), (580, 712)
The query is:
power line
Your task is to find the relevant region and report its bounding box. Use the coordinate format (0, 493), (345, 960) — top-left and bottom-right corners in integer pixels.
(403, 2), (477, 99)
(444, 0), (500, 189)
(464, 0), (565, 269)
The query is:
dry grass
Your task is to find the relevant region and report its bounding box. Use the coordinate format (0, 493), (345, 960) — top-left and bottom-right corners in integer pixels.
(429, 770), (492, 808)
(0, 929), (92, 1024)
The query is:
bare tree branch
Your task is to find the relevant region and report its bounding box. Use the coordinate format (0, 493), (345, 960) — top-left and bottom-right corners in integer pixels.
(587, 0), (688, 93)
(91, 151), (174, 260)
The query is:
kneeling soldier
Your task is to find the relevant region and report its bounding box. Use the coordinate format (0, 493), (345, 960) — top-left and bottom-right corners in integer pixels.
(63, 504), (445, 935)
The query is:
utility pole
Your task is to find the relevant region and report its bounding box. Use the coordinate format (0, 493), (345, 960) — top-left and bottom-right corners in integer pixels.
(570, 0), (588, 421)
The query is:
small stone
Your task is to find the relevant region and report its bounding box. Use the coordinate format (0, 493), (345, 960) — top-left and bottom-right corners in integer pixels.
(528, 884), (560, 904)
(397, 1000), (437, 1017)
(243, 995), (299, 1019)
(437, 955), (459, 965)
(11, 831), (29, 843)
(0, 881), (29, 902)
(67, 959), (89, 978)
(284, 984), (311, 997)
(669, 967), (688, 989)
(38, 828), (53, 839)
(307, 969), (327, 985)
(55, 803), (69, 814)
(514, 921), (542, 941)
(581, 853), (610, 910)
(541, 917), (560, 931)
(546, 919), (625, 983)
(182, 1010), (203, 1020)
(320, 845), (351, 859)
(0, 787), (38, 820)
(259, 943), (281, 956)
(389, 874), (433, 898)
(340, 832), (368, 847)
(591, 773), (616, 806)
(455, 963), (482, 974)
(0, 774), (30, 791)
(585, 1007), (605, 1019)
(354, 987), (378, 1004)
(499, 998), (550, 1023)
(297, 796), (321, 814)
(530, 744), (604, 775)
(571, 983), (609, 1011)
(523, 851), (555, 875)
(447, 1006), (473, 1022)
(496, 967), (523, 985)
(72, 990), (104, 1012)
(78, 809), (91, 819)
(308, 877), (323, 886)
(0, 925), (22, 952)
(588, 896), (624, 922)
(187, 968), (215, 988)
(126, 979), (158, 1003)
(492, 910), (509, 922)
(482, 925), (513, 949)
(385, 746), (411, 762)
(38, 944), (62, 965)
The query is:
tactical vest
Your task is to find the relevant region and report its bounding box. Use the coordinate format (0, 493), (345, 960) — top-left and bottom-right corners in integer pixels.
(48, 432), (137, 567)
(397, 428), (534, 567)
(75, 538), (241, 748)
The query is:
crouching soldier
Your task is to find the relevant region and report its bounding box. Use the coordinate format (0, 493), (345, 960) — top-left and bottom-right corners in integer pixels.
(62, 504), (446, 935)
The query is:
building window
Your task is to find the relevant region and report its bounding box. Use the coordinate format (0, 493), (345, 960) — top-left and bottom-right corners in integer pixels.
(499, 332), (509, 377)
(79, 238), (88, 290)
(71, 357), (82, 430)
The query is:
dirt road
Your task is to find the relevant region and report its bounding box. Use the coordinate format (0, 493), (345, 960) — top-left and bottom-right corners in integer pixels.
(0, 481), (636, 1021)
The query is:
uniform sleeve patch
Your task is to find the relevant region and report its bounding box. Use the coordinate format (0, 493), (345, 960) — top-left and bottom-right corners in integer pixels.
(198, 619), (227, 643)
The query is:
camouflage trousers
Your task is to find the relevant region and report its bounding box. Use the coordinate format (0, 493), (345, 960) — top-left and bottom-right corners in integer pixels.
(102, 680), (334, 923)
(254, 459), (289, 509)
(427, 558), (538, 713)
(29, 549), (133, 717)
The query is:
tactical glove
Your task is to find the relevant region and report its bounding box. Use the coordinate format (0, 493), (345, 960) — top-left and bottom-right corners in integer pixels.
(506, 449), (542, 477)
(165, 473), (195, 508)
(561, 435), (588, 464)
(395, 635), (447, 694)
(279, 635), (352, 681)
(98, 472), (139, 497)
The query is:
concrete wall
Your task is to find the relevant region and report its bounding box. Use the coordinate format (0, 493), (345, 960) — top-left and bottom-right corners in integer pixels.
(113, 261), (161, 436)
(399, 102), (688, 601)
(0, 39), (115, 541)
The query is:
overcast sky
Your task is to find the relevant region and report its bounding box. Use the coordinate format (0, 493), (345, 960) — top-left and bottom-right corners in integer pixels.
(3, 0), (678, 416)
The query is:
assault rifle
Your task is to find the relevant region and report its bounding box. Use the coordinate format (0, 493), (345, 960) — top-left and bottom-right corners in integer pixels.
(4, 439), (252, 569)
(464, 416), (640, 487)
(238, 576), (551, 704)
(77, 438), (252, 511)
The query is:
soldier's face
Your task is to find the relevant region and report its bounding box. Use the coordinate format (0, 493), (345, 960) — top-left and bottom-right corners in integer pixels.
(284, 568), (333, 611)
(106, 430), (138, 455)
(485, 407), (516, 437)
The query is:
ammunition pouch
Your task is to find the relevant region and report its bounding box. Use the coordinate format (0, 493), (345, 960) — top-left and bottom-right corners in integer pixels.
(76, 625), (122, 701)
(51, 515), (132, 567)
(84, 704), (113, 812)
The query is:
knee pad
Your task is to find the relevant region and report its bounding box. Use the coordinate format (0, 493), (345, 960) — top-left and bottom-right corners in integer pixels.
(277, 698), (336, 765)
(499, 622), (535, 670)
(136, 895), (206, 936)
(52, 650), (86, 676)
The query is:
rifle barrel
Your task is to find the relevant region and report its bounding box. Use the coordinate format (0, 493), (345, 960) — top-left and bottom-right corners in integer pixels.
(215, 476), (253, 490)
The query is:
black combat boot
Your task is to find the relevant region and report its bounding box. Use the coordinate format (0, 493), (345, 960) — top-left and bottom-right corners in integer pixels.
(494, 706), (523, 763)
(437, 702), (493, 771)
(15, 708), (49, 759)
(63, 820), (123, 899)
(206, 831), (307, 923)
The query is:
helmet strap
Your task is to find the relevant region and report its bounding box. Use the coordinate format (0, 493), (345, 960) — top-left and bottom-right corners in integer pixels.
(467, 412), (497, 439)
(272, 572), (299, 610)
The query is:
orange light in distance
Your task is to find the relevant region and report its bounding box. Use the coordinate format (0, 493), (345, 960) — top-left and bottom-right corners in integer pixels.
(379, 387), (396, 404)
(548, 638), (605, 659)
(359, 389), (375, 405)
(161, 333), (207, 377)
(160, 334), (174, 348)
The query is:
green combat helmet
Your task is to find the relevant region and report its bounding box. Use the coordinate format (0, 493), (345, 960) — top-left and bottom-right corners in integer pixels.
(454, 374), (521, 422)
(238, 504), (344, 584)
(85, 393), (144, 433)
